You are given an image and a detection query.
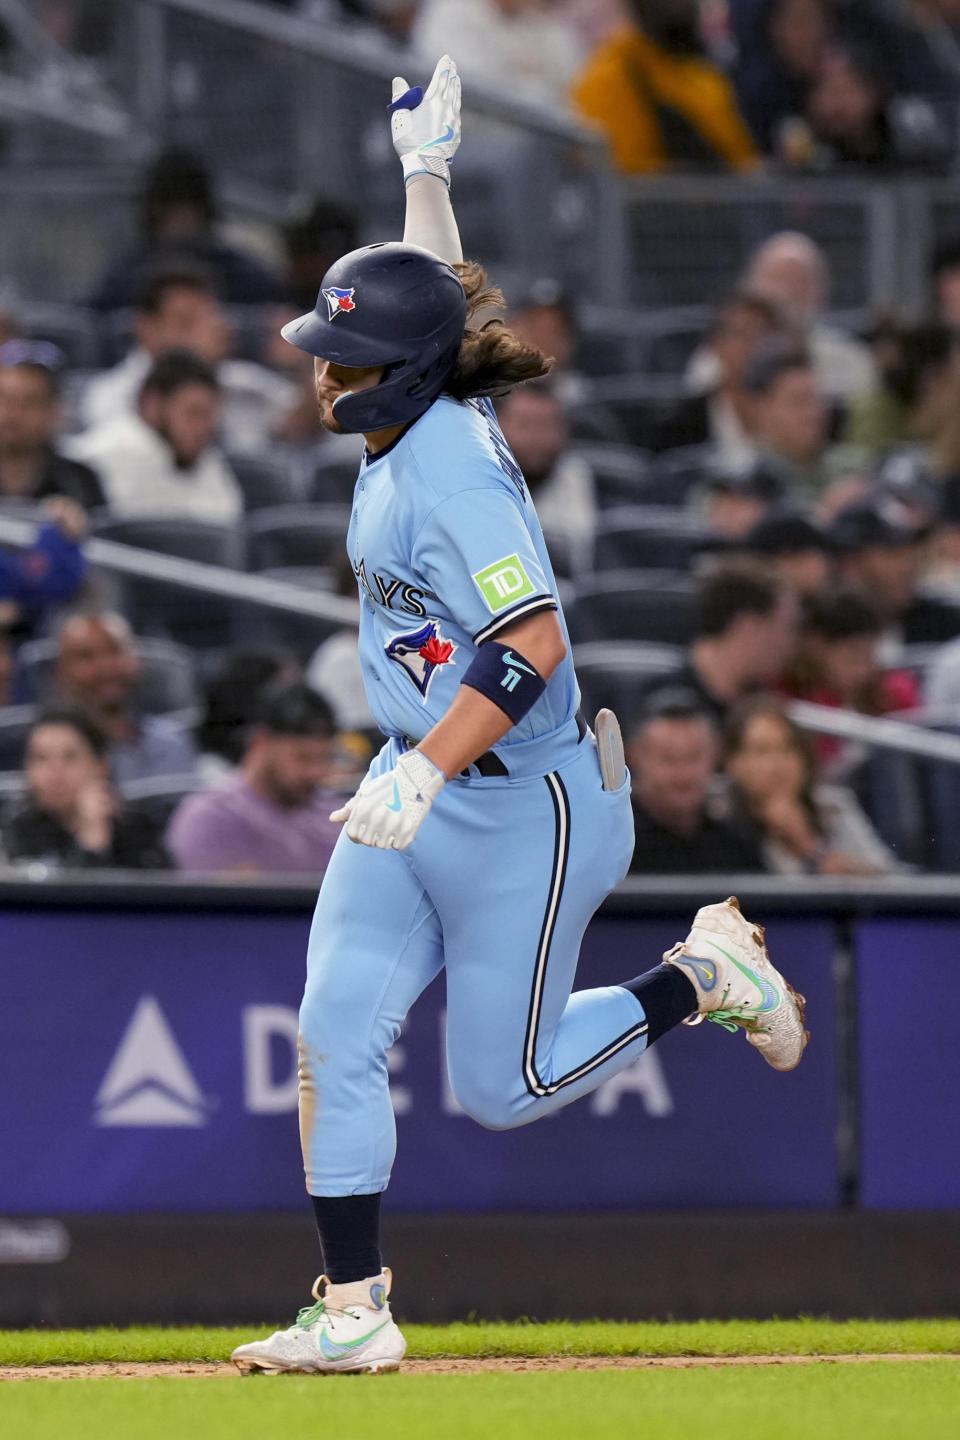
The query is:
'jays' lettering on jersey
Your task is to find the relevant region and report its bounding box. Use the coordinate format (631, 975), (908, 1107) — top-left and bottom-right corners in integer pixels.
(347, 395), (579, 759)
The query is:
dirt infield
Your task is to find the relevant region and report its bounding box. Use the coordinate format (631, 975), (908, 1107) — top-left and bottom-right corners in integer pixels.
(1, 1353), (954, 1381)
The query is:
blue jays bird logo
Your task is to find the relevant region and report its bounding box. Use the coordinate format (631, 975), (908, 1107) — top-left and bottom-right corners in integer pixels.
(385, 621), (456, 699)
(322, 286), (357, 321)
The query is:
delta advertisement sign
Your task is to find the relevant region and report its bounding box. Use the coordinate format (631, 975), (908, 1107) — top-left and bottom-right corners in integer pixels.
(0, 907), (838, 1212)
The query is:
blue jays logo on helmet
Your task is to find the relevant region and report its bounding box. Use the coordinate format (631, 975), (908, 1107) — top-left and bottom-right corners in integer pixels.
(385, 620), (456, 699)
(322, 286), (357, 321)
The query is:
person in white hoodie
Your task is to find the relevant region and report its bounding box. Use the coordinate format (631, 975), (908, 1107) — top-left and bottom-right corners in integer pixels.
(66, 350), (243, 524)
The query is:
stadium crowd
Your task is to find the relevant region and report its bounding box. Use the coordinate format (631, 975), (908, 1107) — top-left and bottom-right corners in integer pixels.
(4, 2), (960, 878)
(17, 1), (960, 175)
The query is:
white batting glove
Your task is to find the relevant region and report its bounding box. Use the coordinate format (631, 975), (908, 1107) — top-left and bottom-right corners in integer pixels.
(330, 749), (447, 851)
(390, 54), (461, 186)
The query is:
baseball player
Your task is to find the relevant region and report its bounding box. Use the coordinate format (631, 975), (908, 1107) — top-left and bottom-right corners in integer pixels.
(231, 57), (808, 1377)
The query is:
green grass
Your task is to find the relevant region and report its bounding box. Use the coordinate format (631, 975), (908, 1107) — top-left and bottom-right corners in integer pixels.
(3, 1364), (960, 1440)
(2, 1317), (960, 1367)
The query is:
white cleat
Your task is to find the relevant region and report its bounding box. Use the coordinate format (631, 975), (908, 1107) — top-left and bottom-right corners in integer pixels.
(231, 1269), (406, 1375)
(665, 896), (809, 1072)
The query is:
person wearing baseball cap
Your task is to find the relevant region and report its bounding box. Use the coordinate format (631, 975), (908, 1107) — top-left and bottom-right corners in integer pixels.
(740, 510), (834, 597)
(830, 498), (960, 647)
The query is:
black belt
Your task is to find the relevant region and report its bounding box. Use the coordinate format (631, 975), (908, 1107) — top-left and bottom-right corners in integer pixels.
(457, 711), (588, 779)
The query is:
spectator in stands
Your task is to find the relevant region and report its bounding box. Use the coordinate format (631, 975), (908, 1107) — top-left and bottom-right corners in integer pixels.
(0, 627), (12, 707)
(66, 351), (243, 524)
(740, 232), (873, 400)
(53, 611), (197, 785)
(843, 322), (958, 468)
(930, 237), (960, 330)
(803, 44), (898, 169)
(0, 341), (104, 510)
(672, 289), (785, 468)
(740, 339), (840, 503)
(830, 498), (960, 647)
(0, 497), (88, 634)
(3, 705), (170, 870)
(780, 586), (921, 772)
(195, 649), (297, 786)
(922, 472), (960, 601)
(698, 464), (787, 540)
(496, 380), (595, 572)
(644, 562), (799, 724)
(740, 510), (834, 597)
(721, 693), (902, 872)
(283, 196), (360, 316)
(626, 690), (764, 872)
(81, 270), (297, 458)
(413, 0), (584, 109)
(166, 680), (342, 875)
(731, 0), (832, 153)
(507, 279), (585, 407)
(88, 148), (285, 311)
(572, 0), (759, 173)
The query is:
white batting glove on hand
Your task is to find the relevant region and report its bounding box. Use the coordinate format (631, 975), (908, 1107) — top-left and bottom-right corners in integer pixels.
(390, 54), (461, 186)
(330, 749), (447, 851)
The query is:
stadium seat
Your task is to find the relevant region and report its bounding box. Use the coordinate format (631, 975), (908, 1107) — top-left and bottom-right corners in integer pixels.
(850, 748), (932, 870)
(564, 399), (629, 446)
(540, 527), (578, 582)
(638, 307), (713, 376)
(644, 445), (716, 506)
(90, 516), (245, 570)
(245, 504), (351, 571)
(17, 302), (100, 369)
(305, 457), (364, 505)
(0, 705), (36, 771)
(567, 570), (697, 646)
(120, 773), (210, 829)
(575, 376), (691, 449)
(256, 565), (337, 592)
(225, 453), (298, 511)
(569, 442), (651, 509)
(594, 506), (711, 572)
(16, 636), (199, 715)
(0, 770), (26, 821)
(573, 640), (684, 725)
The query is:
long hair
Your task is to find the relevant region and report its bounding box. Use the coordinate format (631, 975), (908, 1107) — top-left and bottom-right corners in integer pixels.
(721, 694), (824, 837)
(443, 261), (552, 402)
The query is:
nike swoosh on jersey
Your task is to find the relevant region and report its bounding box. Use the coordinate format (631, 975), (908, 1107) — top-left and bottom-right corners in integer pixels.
(318, 1319), (391, 1361)
(385, 779), (403, 813)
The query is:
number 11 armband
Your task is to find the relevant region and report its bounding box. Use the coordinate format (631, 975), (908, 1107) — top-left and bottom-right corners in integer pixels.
(461, 641), (546, 725)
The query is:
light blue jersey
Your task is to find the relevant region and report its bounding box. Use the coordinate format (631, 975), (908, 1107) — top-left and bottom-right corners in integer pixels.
(299, 388), (645, 1201)
(348, 394), (580, 759)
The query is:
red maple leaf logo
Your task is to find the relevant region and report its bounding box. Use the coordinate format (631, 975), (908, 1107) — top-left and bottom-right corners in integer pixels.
(419, 636), (453, 666)
(338, 294), (355, 311)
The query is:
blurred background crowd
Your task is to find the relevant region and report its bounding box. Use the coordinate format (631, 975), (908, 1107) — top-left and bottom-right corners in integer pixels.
(5, 0), (960, 880)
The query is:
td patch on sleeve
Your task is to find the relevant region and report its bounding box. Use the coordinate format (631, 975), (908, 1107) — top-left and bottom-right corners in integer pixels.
(472, 554), (536, 613)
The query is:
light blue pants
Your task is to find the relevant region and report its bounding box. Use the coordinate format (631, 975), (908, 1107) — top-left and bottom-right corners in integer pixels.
(298, 735), (647, 1195)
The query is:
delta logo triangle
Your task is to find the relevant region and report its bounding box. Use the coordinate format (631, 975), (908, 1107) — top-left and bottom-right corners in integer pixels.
(93, 995), (211, 1128)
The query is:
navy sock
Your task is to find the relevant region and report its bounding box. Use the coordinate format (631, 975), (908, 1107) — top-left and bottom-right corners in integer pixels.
(310, 1192), (382, 1284)
(621, 963), (698, 1044)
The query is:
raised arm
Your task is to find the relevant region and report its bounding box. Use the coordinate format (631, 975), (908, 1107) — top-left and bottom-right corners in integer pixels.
(390, 55), (464, 265)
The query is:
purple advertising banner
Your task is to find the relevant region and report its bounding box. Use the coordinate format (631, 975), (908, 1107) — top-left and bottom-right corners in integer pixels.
(1, 908), (838, 1213)
(858, 918), (960, 1208)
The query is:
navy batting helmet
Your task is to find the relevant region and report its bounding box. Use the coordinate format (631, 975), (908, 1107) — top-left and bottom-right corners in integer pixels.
(280, 241), (467, 433)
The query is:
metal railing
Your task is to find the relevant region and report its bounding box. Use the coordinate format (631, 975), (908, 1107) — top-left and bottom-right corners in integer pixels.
(0, 510), (359, 640)
(5, 507), (960, 775)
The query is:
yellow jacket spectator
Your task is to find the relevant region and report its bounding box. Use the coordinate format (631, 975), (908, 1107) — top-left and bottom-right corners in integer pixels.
(572, 3), (760, 174)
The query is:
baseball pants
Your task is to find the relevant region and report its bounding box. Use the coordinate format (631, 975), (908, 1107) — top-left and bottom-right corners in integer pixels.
(298, 734), (647, 1196)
